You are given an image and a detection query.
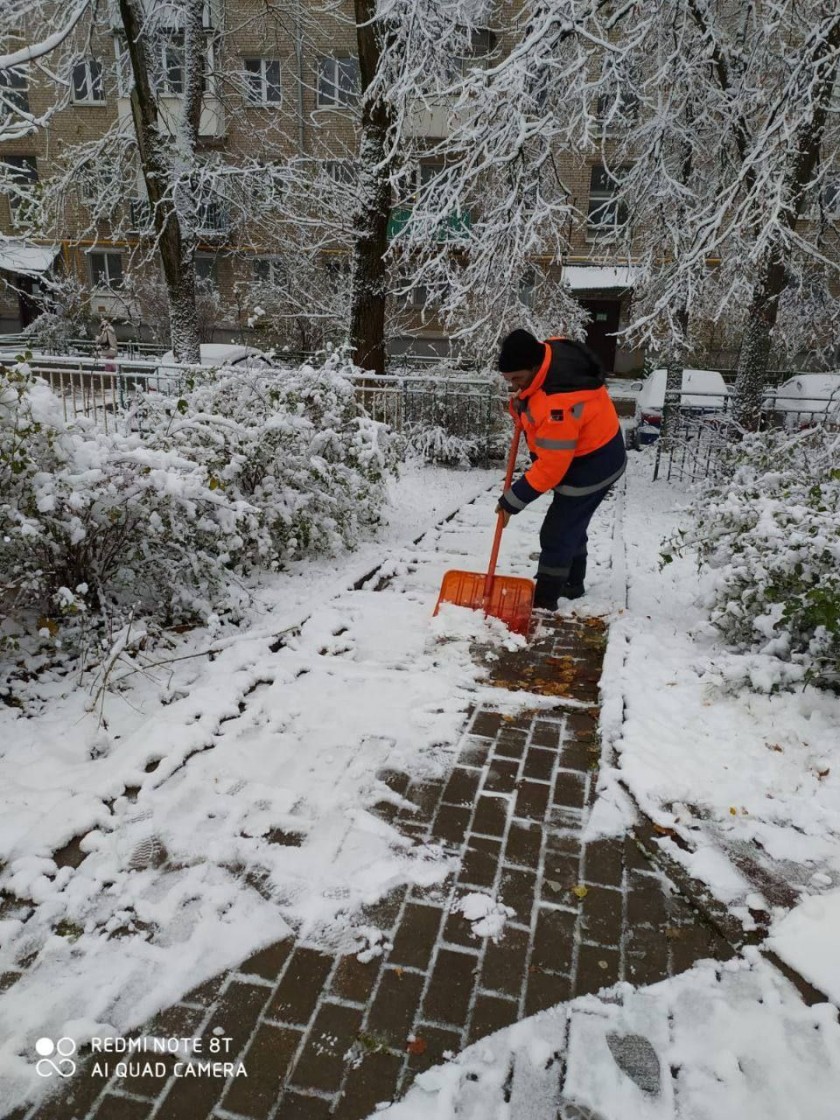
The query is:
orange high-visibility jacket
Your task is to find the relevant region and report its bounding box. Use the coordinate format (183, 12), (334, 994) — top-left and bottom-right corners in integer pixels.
(503, 338), (623, 506)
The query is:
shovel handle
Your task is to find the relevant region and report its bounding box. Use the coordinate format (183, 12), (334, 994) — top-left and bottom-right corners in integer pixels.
(482, 422), (522, 608)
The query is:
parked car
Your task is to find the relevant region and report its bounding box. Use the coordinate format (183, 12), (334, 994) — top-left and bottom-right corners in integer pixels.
(625, 367), (729, 448)
(768, 372), (840, 431)
(151, 344), (275, 392)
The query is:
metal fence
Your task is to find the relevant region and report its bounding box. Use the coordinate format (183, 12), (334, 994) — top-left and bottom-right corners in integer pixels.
(0, 334), (169, 360)
(652, 387), (840, 482)
(353, 374), (509, 457)
(4, 353), (511, 449)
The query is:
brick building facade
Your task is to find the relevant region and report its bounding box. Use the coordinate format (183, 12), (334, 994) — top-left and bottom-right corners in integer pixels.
(3, 2), (832, 372)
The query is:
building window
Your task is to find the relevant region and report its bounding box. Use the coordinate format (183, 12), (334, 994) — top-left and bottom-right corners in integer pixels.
(323, 256), (350, 290)
(244, 59), (281, 105)
(406, 284), (428, 310)
(195, 253), (217, 286)
(194, 187), (229, 237)
(88, 251), (124, 290)
(78, 162), (115, 206)
(128, 198), (152, 232)
(519, 267), (536, 309)
(72, 59), (105, 104)
(595, 88), (639, 134)
(316, 57), (359, 107)
(0, 66), (29, 115)
(586, 164), (629, 238)
(253, 258), (285, 285)
(160, 34), (185, 95)
(114, 39), (132, 96)
(324, 159), (357, 185)
(445, 28), (495, 80)
(819, 179), (840, 219)
(1, 156), (38, 226)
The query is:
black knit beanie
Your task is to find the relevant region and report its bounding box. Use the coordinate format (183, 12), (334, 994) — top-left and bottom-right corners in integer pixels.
(498, 329), (545, 373)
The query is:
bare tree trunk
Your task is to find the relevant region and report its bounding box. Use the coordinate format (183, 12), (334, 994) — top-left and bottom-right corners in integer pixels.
(118, 0), (202, 363)
(350, 0), (392, 374)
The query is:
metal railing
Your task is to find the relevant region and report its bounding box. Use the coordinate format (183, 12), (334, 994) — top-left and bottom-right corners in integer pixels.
(2, 352), (511, 448)
(0, 335), (169, 359)
(652, 387), (840, 481)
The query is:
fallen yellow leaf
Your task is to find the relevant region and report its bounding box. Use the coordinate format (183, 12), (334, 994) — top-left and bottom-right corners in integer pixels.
(571, 884), (588, 899)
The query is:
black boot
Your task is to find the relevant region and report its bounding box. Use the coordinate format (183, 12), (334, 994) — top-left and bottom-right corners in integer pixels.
(533, 574), (567, 611)
(559, 555), (586, 599)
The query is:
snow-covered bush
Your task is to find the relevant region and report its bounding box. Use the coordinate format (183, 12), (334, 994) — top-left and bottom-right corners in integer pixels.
(403, 422), (478, 466)
(666, 428), (840, 689)
(395, 374), (508, 464)
(0, 361), (254, 629)
(0, 356), (397, 641)
(140, 355), (398, 564)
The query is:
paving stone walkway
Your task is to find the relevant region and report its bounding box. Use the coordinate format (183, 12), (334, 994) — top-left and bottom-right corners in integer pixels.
(25, 614), (735, 1120)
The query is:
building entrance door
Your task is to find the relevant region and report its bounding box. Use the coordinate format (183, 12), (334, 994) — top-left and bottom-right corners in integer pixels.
(579, 299), (620, 374)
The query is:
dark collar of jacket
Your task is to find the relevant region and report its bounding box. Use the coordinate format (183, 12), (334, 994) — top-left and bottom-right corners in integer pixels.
(518, 337), (604, 404)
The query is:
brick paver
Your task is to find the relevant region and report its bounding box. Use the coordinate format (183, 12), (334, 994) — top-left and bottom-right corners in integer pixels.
(26, 617), (734, 1120)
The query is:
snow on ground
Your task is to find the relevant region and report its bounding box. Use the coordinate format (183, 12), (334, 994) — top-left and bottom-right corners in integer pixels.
(768, 889), (840, 1005)
(371, 953), (840, 1120)
(4, 438), (840, 1114)
(361, 448), (840, 1119)
(1, 461), (532, 1111)
(0, 445), (622, 1112)
(598, 451), (840, 970)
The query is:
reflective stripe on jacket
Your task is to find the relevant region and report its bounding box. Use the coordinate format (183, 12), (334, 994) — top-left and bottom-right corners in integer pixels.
(501, 337), (624, 511)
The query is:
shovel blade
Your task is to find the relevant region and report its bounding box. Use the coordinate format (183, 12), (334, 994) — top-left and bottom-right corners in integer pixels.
(434, 569), (535, 636)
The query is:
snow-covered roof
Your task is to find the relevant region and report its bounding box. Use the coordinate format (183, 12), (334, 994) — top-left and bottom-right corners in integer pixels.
(0, 240), (60, 276)
(562, 265), (636, 291)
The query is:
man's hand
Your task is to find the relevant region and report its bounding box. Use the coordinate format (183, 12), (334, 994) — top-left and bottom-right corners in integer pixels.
(495, 503), (512, 528)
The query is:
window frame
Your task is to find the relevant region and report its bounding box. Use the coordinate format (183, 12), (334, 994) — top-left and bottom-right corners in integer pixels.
(316, 56), (359, 108)
(243, 58), (281, 105)
(594, 88), (640, 136)
(88, 250), (124, 291)
(195, 252), (218, 286)
(0, 66), (30, 116)
(586, 163), (630, 240)
(252, 257), (285, 286)
(72, 58), (105, 105)
(160, 33), (185, 96)
(1, 155), (39, 227)
(444, 27), (496, 81)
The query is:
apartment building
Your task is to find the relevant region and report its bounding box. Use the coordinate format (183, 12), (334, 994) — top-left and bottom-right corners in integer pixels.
(6, 2), (833, 372)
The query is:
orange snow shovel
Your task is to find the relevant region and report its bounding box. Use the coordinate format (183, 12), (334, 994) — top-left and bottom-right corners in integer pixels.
(434, 423), (535, 635)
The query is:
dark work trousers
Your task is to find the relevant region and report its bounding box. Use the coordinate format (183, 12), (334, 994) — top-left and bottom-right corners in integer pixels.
(538, 486), (611, 581)
(536, 429), (626, 584)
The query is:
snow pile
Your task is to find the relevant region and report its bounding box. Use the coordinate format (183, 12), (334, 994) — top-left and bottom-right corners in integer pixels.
(451, 892), (515, 942)
(430, 601), (529, 652)
(372, 956), (840, 1120)
(768, 888), (840, 1004)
